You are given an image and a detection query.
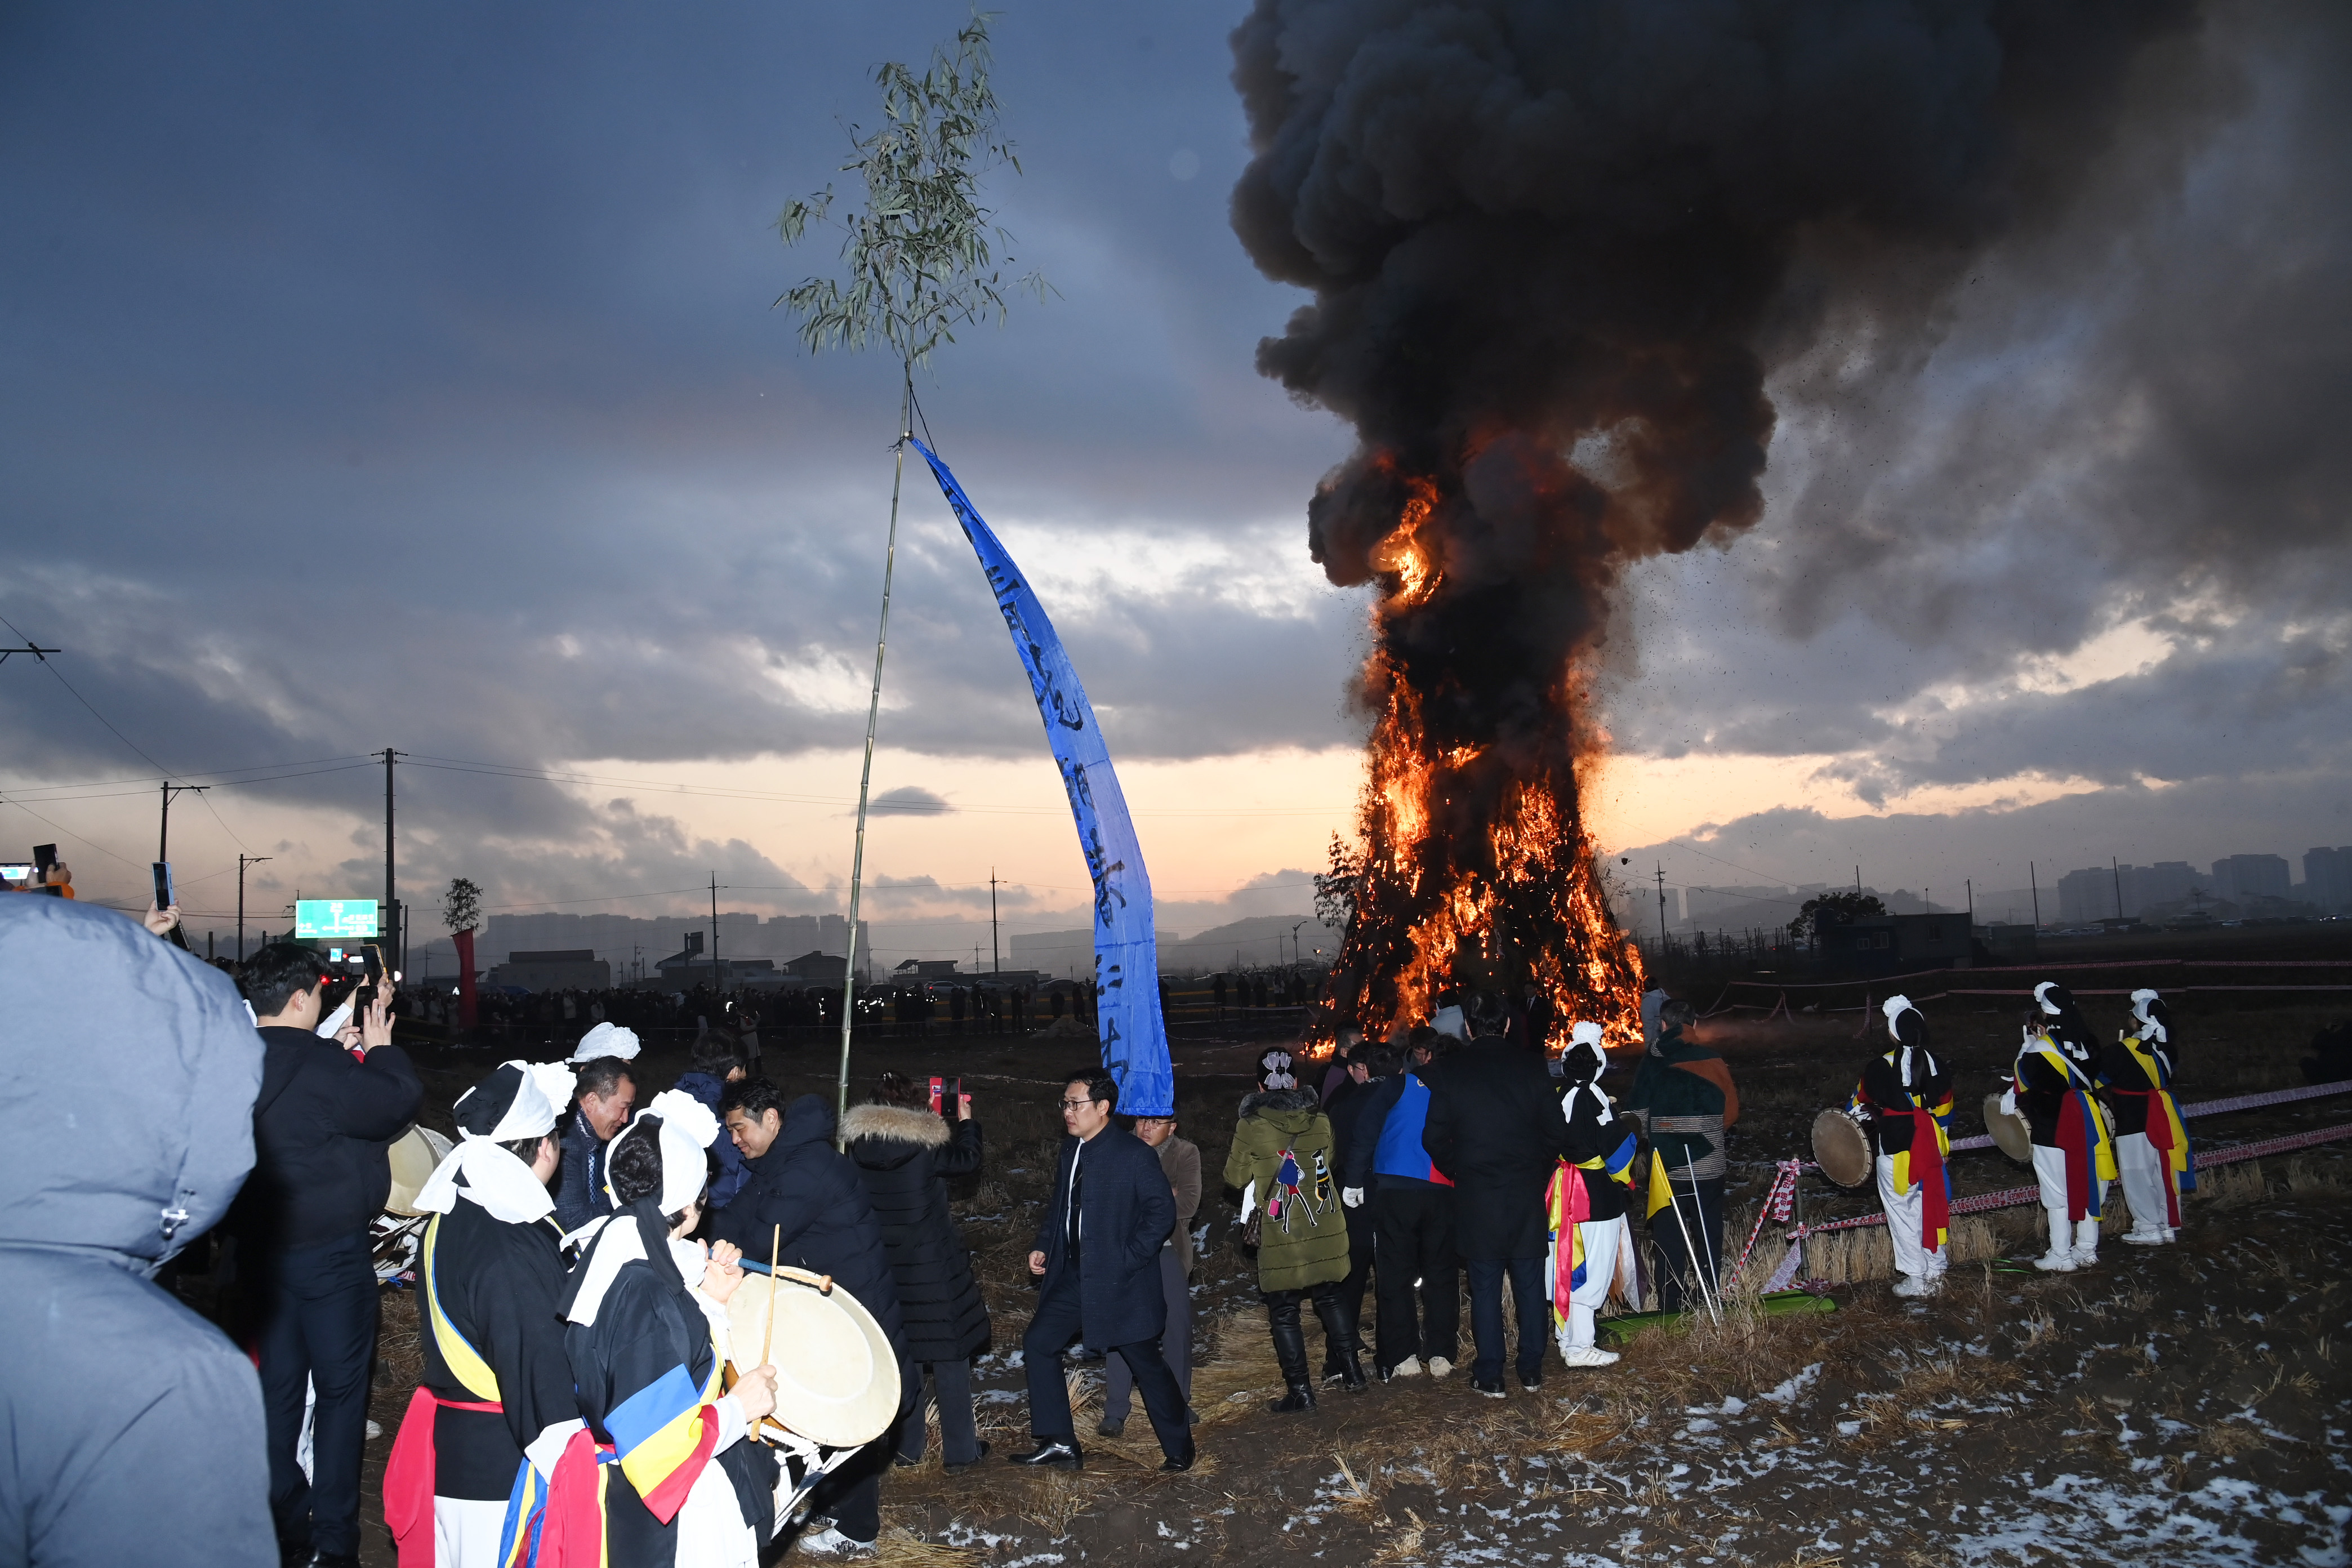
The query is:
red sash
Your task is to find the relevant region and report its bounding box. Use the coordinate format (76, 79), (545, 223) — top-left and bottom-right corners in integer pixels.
(1882, 1106), (1950, 1251)
(1548, 1162), (1593, 1317)
(532, 1428), (614, 1568)
(2110, 1088), (2184, 1225)
(2056, 1092), (2101, 1223)
(384, 1386), (504, 1567)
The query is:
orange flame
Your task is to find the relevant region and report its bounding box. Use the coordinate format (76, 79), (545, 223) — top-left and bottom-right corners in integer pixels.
(1326, 467), (1646, 1049)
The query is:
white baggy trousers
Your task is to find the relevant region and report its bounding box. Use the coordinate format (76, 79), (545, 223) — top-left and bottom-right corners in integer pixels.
(1552, 1216), (1627, 1352)
(2031, 1144), (2107, 1255)
(1875, 1153), (1946, 1282)
(2114, 1130), (2174, 1233)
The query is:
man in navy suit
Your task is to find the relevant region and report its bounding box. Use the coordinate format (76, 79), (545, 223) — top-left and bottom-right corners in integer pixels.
(1010, 1068), (1195, 1472)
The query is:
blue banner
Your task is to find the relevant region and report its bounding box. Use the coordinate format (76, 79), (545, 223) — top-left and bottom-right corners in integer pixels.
(911, 440), (1174, 1116)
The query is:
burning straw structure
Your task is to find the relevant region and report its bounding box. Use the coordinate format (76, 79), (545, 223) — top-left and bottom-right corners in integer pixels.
(1229, 0), (2198, 1037)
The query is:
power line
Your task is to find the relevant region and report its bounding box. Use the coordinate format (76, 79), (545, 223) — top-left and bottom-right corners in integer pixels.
(0, 612), (176, 777)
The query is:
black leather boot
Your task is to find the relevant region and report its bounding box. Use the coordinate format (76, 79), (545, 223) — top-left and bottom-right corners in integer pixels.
(1313, 1286), (1369, 1392)
(1266, 1291), (1315, 1413)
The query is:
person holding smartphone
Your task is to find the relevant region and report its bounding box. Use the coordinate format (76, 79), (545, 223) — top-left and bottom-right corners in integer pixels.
(231, 942), (423, 1568)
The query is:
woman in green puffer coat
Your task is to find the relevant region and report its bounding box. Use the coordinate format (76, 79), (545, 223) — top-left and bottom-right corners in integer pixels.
(1223, 1086), (1365, 1411)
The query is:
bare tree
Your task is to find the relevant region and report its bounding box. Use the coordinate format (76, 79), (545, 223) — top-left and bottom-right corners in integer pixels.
(777, 8), (1048, 1127)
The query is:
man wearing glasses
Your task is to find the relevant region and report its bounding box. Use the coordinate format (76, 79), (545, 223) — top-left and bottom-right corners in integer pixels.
(1010, 1070), (1194, 1472)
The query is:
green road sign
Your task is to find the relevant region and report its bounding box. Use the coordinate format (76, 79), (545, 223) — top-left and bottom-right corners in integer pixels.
(295, 899), (379, 939)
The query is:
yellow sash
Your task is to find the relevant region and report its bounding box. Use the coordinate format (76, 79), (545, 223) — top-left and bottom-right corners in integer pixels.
(421, 1214), (502, 1404)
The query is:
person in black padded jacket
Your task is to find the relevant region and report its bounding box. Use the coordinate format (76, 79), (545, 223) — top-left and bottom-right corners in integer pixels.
(233, 941), (422, 1567)
(840, 1073), (991, 1473)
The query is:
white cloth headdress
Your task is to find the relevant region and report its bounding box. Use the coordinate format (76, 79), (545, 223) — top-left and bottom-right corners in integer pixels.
(1432, 1004), (1467, 1041)
(602, 1088), (720, 1217)
(1559, 1019), (1612, 1126)
(571, 1021), (641, 1062)
(416, 1061), (576, 1224)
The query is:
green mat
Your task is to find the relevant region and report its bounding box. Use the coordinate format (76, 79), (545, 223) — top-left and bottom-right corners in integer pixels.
(1594, 1289), (1836, 1344)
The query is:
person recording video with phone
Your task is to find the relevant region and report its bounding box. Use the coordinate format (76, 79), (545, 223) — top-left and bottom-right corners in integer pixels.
(231, 941), (422, 1568)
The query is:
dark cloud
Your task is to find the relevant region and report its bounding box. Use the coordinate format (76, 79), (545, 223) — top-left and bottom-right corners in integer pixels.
(868, 786), (952, 816)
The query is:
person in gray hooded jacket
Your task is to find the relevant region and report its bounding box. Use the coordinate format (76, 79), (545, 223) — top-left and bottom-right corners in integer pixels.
(0, 894), (274, 1566)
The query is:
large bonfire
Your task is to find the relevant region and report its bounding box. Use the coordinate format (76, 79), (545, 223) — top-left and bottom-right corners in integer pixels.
(1317, 449), (1646, 1046)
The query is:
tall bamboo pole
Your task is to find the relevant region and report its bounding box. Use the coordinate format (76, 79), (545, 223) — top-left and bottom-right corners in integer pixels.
(835, 365), (915, 1138)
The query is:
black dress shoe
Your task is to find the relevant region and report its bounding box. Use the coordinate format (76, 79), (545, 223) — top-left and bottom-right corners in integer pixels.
(310, 1554), (362, 1568)
(1006, 1438), (1083, 1469)
(942, 1440), (991, 1475)
(1095, 1414), (1125, 1437)
(1159, 1442), (1197, 1472)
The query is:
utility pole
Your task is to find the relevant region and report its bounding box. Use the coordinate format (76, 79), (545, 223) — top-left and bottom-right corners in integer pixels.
(709, 872), (720, 988)
(0, 641), (60, 665)
(1855, 865), (1862, 895)
(237, 854), (273, 960)
(1655, 862), (1668, 951)
(380, 750), (403, 982)
(988, 867), (1001, 975)
(1966, 878), (1973, 925)
(2029, 861), (2041, 929)
(158, 779), (209, 861)
(2112, 856), (2124, 922)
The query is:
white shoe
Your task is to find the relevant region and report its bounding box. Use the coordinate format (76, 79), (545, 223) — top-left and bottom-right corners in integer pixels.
(2034, 1249), (2077, 1272)
(1390, 1355), (1423, 1379)
(2121, 1227), (2167, 1247)
(1426, 1356), (1454, 1379)
(1560, 1345), (1620, 1367)
(1891, 1274), (1932, 1298)
(796, 1525), (878, 1560)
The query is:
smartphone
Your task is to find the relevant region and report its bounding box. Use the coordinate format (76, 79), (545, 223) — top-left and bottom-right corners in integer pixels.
(930, 1076), (961, 1117)
(928, 1076), (944, 1115)
(33, 844), (60, 895)
(152, 861), (175, 911)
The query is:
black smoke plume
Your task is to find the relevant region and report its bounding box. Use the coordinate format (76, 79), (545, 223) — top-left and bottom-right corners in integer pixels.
(1228, 0), (2210, 1006)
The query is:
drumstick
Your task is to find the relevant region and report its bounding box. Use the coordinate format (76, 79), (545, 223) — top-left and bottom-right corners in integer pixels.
(761, 1223), (781, 1366)
(740, 1224), (780, 1443)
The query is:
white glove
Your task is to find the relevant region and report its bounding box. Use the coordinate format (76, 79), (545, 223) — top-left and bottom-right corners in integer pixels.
(1998, 1088), (2017, 1117)
(1342, 1187), (1364, 1209)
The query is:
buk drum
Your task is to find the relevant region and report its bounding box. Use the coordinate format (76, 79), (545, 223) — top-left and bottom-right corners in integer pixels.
(383, 1125), (453, 1217)
(1810, 1107), (1873, 1189)
(724, 1267), (902, 1451)
(1983, 1093), (2034, 1163)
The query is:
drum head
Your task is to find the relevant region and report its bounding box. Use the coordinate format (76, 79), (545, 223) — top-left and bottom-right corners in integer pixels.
(384, 1125), (452, 1217)
(727, 1272), (902, 1450)
(1983, 1093), (2034, 1163)
(1810, 1108), (1872, 1188)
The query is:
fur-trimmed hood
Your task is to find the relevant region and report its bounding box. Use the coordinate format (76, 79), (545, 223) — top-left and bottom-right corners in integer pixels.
(1239, 1086), (1320, 1119)
(840, 1101), (952, 1151)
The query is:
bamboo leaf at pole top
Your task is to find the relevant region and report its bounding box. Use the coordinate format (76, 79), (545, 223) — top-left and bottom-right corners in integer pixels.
(772, 8), (1052, 1132)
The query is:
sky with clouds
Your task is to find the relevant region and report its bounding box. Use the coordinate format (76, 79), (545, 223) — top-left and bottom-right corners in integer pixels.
(3, 1), (2345, 963)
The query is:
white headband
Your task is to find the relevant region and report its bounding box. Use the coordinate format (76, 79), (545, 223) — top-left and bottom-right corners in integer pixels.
(416, 1061), (578, 1224)
(571, 1021), (642, 1062)
(604, 1088), (720, 1215)
(1570, 1020), (1604, 1048)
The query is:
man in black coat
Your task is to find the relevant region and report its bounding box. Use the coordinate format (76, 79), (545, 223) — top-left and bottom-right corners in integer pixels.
(1012, 1069), (1192, 1473)
(717, 1081), (909, 1554)
(1422, 992), (1574, 1398)
(234, 941), (423, 1566)
(1, 896), (276, 1567)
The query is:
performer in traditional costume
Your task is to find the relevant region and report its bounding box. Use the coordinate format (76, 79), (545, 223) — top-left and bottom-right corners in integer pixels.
(2104, 988), (2192, 1245)
(545, 1092), (779, 1568)
(385, 1061), (588, 1567)
(1546, 1022), (1637, 1367)
(1852, 997), (1954, 1298)
(2008, 982), (2117, 1272)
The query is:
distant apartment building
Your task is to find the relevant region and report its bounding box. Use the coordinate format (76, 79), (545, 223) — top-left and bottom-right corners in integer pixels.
(2305, 847), (2352, 912)
(2210, 854), (2292, 903)
(2056, 861), (2208, 924)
